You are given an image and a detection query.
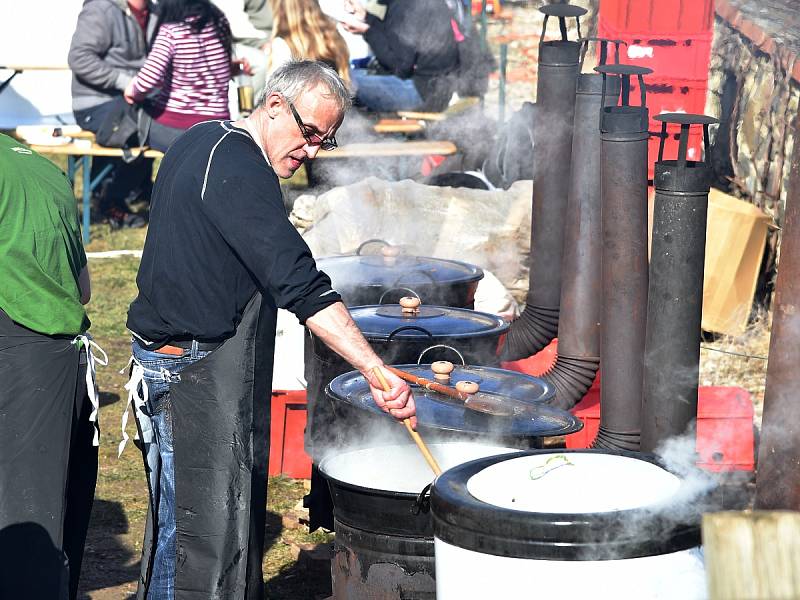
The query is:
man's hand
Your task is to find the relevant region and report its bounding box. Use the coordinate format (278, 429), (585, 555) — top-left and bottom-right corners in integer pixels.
(365, 365), (417, 429)
(341, 0), (369, 33)
(123, 80), (136, 104)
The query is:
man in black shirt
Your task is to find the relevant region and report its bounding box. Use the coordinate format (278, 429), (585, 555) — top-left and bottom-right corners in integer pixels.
(125, 60), (415, 600)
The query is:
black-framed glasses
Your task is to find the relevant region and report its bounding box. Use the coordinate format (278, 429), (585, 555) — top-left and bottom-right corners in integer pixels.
(287, 98), (337, 151)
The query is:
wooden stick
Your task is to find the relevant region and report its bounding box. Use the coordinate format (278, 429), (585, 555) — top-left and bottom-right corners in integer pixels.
(703, 511), (800, 599)
(386, 365), (470, 402)
(372, 367), (442, 476)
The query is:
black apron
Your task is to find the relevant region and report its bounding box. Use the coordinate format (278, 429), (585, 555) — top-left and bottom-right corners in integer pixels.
(0, 310), (97, 600)
(136, 293), (275, 599)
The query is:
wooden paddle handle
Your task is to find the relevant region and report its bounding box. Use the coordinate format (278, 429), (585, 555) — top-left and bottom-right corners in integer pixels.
(372, 366), (442, 476)
(386, 365), (470, 402)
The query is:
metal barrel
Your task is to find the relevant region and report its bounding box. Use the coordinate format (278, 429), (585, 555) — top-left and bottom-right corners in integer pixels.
(640, 114), (718, 453)
(593, 64), (651, 451)
(543, 38), (621, 409)
(501, 3), (585, 361)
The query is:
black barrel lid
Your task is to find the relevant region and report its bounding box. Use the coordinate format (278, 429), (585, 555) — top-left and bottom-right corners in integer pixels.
(350, 304), (509, 341)
(431, 449), (706, 561)
(317, 254), (483, 290)
(327, 365), (581, 438)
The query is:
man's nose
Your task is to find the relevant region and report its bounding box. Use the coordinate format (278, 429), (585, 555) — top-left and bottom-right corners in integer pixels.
(305, 143), (321, 159)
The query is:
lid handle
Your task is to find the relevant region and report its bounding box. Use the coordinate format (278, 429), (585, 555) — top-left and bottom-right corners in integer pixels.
(417, 344), (466, 366)
(378, 287), (420, 305)
(356, 238), (391, 255)
(387, 325), (433, 341)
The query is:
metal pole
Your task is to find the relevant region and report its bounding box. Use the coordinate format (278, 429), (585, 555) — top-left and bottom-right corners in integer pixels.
(499, 43), (507, 125)
(754, 112), (800, 510)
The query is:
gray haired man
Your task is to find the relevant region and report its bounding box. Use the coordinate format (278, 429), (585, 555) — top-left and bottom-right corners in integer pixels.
(125, 60), (416, 600)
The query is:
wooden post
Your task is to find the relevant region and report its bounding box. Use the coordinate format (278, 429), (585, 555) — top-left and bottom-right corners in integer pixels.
(703, 511), (800, 599)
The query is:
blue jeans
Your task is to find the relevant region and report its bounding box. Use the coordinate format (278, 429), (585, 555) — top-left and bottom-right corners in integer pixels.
(132, 340), (211, 600)
(351, 68), (423, 112)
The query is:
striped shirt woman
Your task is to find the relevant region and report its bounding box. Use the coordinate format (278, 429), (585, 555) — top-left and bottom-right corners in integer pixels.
(125, 0), (234, 152)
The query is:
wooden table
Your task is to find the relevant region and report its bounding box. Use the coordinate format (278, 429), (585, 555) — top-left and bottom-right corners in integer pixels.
(28, 141), (163, 243)
(0, 64), (69, 95)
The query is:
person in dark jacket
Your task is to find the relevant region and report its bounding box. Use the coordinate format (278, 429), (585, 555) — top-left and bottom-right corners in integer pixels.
(342, 0), (459, 112)
(124, 60), (416, 600)
(68, 0), (156, 228)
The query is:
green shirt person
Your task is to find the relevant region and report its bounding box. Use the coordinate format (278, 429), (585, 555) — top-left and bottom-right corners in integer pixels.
(0, 133), (90, 335)
(0, 133), (96, 600)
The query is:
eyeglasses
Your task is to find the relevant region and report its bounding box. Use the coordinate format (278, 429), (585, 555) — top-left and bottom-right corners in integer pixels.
(287, 98), (338, 151)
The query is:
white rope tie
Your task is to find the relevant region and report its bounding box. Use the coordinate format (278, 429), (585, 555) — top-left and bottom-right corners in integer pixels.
(72, 334), (108, 447)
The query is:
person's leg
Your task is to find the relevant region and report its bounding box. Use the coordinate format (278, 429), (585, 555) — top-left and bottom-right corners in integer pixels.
(62, 358), (98, 600)
(351, 69), (424, 112)
(73, 103), (151, 227)
(132, 341), (209, 600)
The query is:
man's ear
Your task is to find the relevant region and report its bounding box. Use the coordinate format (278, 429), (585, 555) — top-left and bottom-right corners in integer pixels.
(265, 92), (283, 119)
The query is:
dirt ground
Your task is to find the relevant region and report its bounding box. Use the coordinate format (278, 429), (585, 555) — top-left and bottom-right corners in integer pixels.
(63, 2), (773, 598)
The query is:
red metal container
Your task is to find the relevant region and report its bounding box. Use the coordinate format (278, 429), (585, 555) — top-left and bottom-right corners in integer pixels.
(269, 390), (312, 479)
(565, 386), (755, 472)
(598, 20), (713, 82)
(599, 0), (714, 35)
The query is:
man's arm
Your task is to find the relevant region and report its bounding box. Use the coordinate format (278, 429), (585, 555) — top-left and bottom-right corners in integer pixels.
(305, 302), (417, 428)
(68, 3), (133, 92)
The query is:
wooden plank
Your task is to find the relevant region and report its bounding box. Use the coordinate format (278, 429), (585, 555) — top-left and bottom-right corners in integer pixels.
(396, 111), (447, 122)
(703, 511), (800, 599)
(28, 142), (163, 159)
(373, 119), (425, 134)
(0, 64), (70, 71)
(318, 140), (456, 158)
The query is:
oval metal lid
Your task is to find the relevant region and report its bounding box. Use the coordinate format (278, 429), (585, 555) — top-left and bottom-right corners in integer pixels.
(350, 305), (509, 340)
(316, 254), (483, 288)
(327, 365), (580, 438)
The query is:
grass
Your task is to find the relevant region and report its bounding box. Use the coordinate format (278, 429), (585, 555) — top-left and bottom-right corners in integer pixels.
(79, 225), (332, 600)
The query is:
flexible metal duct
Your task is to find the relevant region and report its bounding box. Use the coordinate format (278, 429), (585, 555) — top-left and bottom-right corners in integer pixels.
(500, 3), (584, 361)
(542, 39), (620, 410)
(755, 112), (800, 510)
(640, 114), (718, 453)
(592, 64), (651, 451)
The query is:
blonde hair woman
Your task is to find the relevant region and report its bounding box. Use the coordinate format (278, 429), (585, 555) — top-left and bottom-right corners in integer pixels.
(268, 0), (351, 83)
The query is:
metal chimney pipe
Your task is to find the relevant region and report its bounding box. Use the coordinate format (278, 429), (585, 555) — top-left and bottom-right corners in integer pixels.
(542, 38), (621, 410)
(592, 64), (652, 451)
(755, 116), (800, 510)
(640, 114), (718, 453)
(501, 3), (585, 361)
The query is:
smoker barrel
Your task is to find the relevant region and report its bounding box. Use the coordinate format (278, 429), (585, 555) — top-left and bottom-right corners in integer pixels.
(640, 114), (718, 454)
(303, 303), (509, 532)
(431, 450), (708, 599)
(321, 442), (519, 600)
(500, 3), (584, 361)
(542, 38), (621, 410)
(316, 247), (484, 309)
(593, 63), (652, 452)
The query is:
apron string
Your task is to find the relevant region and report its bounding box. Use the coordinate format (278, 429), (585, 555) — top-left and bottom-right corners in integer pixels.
(72, 334), (108, 447)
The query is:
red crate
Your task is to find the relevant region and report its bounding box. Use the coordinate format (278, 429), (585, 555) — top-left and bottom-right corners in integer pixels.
(598, 20), (713, 83)
(565, 386), (755, 472)
(269, 389), (312, 479)
(599, 0), (714, 35)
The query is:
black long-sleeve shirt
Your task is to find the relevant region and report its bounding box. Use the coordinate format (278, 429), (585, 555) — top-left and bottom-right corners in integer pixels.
(127, 121), (341, 347)
(364, 0), (459, 111)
